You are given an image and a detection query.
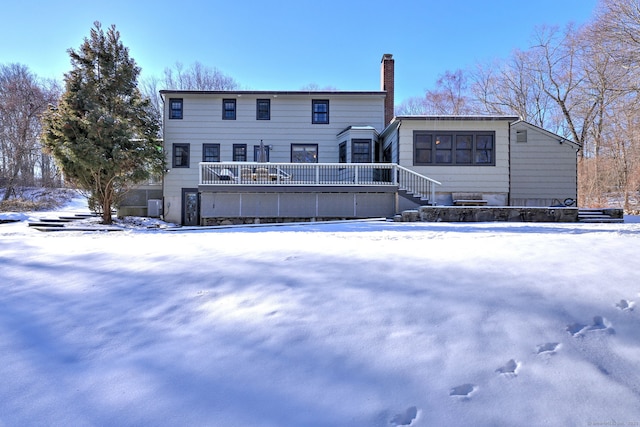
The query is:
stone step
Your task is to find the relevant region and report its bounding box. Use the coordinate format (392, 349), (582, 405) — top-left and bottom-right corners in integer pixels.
(31, 226), (122, 232)
(28, 222), (66, 227)
(579, 217), (625, 223)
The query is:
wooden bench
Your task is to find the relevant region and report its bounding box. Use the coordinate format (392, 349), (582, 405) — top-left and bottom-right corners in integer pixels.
(452, 192), (488, 206)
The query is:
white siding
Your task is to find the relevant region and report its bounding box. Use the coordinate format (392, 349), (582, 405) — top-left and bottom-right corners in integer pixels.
(396, 118), (512, 198)
(509, 121), (578, 206)
(162, 92), (385, 223)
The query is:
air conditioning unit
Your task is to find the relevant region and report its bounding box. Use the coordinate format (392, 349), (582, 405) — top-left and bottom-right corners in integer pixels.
(147, 199), (162, 218)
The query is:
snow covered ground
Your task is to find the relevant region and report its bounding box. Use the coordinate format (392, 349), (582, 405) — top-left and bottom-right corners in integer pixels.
(1, 196), (640, 426)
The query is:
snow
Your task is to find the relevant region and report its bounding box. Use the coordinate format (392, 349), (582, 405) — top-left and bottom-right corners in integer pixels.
(1, 196), (640, 426)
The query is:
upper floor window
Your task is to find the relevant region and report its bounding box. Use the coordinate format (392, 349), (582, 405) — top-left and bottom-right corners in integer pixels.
(291, 144), (318, 163)
(232, 144), (247, 161)
(202, 143), (220, 162)
(257, 99), (270, 120)
(172, 143), (190, 168)
(413, 131), (495, 166)
(223, 99), (236, 120)
(352, 139), (372, 163)
(169, 98), (183, 119)
(312, 100), (329, 124)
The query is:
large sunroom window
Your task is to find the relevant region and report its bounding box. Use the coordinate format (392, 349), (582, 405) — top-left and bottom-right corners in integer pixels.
(413, 131), (495, 166)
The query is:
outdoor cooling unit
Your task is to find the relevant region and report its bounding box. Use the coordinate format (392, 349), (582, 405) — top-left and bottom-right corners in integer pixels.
(147, 199), (162, 218)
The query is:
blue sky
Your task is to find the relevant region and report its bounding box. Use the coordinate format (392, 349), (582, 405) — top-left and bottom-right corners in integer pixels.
(2, 0), (598, 104)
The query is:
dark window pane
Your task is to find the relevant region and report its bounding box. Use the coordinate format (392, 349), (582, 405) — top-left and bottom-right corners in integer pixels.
(203, 144), (220, 162)
(414, 133), (432, 164)
(292, 144), (318, 163)
(312, 100), (329, 124)
(169, 98), (183, 119)
(223, 99), (236, 120)
(352, 140), (371, 163)
(257, 99), (270, 120)
(173, 143), (189, 168)
(435, 135), (452, 163)
(456, 135), (473, 164)
(475, 135), (494, 163)
(253, 145), (270, 162)
(233, 144), (246, 161)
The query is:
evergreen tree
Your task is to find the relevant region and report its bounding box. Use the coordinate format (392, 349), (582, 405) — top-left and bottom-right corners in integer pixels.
(42, 22), (163, 224)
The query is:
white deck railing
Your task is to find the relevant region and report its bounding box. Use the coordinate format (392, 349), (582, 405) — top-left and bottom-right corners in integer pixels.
(396, 165), (441, 203)
(199, 162), (440, 202)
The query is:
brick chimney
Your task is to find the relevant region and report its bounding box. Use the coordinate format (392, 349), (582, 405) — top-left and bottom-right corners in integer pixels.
(381, 53), (395, 127)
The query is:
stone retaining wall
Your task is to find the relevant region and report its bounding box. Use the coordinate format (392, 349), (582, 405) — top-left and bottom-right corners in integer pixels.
(398, 206), (579, 223)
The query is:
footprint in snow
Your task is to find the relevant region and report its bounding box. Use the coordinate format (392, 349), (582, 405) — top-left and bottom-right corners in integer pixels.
(615, 299), (634, 311)
(566, 316), (614, 336)
(449, 383), (477, 398)
(536, 342), (560, 355)
(495, 359), (519, 376)
(566, 322), (588, 336)
(390, 406), (418, 426)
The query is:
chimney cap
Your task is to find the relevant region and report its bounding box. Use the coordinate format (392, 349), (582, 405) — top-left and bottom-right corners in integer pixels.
(381, 53), (393, 62)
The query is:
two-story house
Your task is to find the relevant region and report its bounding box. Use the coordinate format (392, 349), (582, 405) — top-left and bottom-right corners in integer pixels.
(122, 54), (579, 225)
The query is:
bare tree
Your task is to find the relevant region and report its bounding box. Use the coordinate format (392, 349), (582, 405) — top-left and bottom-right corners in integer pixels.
(140, 74), (162, 123)
(470, 52), (555, 127)
(592, 0), (640, 76)
(300, 83), (338, 91)
(396, 69), (472, 115)
(162, 61), (238, 91)
(528, 25), (596, 145)
(140, 61), (239, 133)
(0, 64), (59, 199)
(423, 70), (472, 114)
(580, 0), (640, 209)
(396, 96), (429, 115)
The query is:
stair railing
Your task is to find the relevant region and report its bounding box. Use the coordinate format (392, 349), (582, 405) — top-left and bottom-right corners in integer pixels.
(395, 165), (441, 204)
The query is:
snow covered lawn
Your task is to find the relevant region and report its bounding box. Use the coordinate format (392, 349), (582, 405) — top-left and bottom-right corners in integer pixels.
(1, 199), (640, 426)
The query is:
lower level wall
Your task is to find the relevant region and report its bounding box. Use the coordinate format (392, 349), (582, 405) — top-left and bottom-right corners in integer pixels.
(202, 217), (358, 226)
(117, 187), (163, 218)
(200, 190), (396, 222)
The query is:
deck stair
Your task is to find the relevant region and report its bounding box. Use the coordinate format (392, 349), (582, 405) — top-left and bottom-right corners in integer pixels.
(578, 208), (624, 223)
(397, 189), (432, 206)
(396, 165), (441, 207)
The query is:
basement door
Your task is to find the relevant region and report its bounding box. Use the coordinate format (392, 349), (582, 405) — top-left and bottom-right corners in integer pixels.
(182, 188), (200, 226)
